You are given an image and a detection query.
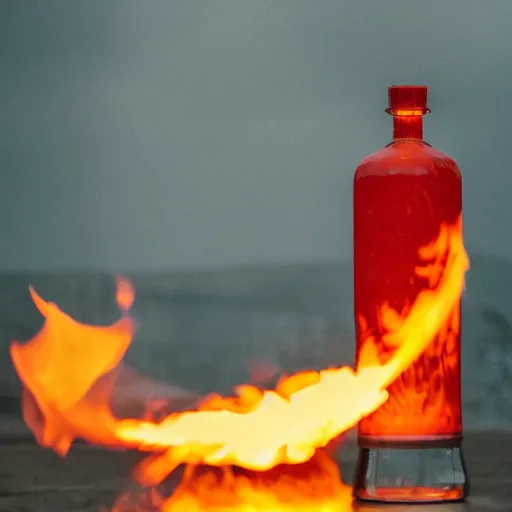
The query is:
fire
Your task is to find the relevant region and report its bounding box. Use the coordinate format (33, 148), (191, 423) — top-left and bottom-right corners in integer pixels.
(359, 219), (465, 436)
(110, 451), (352, 512)
(9, 217), (468, 511)
(10, 278), (135, 455)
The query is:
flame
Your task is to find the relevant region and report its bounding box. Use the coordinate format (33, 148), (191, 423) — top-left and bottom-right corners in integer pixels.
(360, 218), (466, 436)
(9, 277), (135, 455)
(9, 217), (468, 511)
(111, 451), (352, 512)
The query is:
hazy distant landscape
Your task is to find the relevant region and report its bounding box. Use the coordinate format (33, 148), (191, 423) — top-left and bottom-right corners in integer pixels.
(2, 255), (512, 430)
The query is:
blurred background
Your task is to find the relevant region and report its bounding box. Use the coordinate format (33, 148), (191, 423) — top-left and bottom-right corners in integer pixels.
(1, 0), (512, 428)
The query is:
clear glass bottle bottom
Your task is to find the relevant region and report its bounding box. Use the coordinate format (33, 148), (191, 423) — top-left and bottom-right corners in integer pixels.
(353, 500), (472, 512)
(353, 437), (469, 504)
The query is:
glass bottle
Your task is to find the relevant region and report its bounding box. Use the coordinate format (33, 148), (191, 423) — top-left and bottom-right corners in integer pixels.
(352, 85), (469, 503)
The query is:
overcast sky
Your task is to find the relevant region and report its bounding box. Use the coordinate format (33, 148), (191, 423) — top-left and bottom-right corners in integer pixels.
(1, 0), (512, 270)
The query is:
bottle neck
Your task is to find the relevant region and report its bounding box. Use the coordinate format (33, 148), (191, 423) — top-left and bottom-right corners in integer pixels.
(392, 116), (423, 140)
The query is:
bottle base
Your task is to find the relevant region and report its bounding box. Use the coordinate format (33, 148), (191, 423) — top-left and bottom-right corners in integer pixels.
(353, 437), (469, 504)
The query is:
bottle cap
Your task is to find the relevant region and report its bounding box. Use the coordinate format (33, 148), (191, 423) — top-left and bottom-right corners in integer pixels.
(386, 85), (430, 116)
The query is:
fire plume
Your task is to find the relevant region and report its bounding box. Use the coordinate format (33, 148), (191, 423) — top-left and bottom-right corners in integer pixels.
(111, 451), (352, 512)
(9, 217), (468, 511)
(9, 278), (135, 455)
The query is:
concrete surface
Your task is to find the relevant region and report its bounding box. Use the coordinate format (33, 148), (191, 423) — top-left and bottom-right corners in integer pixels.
(0, 431), (508, 511)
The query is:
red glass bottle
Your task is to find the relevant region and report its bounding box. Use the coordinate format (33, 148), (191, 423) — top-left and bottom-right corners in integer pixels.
(352, 86), (469, 503)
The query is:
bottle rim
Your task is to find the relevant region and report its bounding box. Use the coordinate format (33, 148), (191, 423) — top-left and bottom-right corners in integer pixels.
(387, 85), (430, 116)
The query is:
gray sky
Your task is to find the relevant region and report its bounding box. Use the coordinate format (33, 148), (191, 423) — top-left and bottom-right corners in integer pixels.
(1, 0), (512, 270)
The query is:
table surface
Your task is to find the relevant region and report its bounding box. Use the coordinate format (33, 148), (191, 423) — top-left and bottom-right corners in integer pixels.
(0, 425), (507, 512)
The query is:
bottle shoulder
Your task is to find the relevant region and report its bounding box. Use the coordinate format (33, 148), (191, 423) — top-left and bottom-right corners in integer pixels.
(354, 140), (462, 180)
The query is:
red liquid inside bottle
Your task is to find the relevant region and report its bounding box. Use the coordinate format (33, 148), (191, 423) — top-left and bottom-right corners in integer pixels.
(352, 86), (469, 503)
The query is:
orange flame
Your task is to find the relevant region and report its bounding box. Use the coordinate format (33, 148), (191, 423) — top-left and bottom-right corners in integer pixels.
(9, 277), (135, 455)
(9, 218), (468, 511)
(111, 451), (352, 512)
